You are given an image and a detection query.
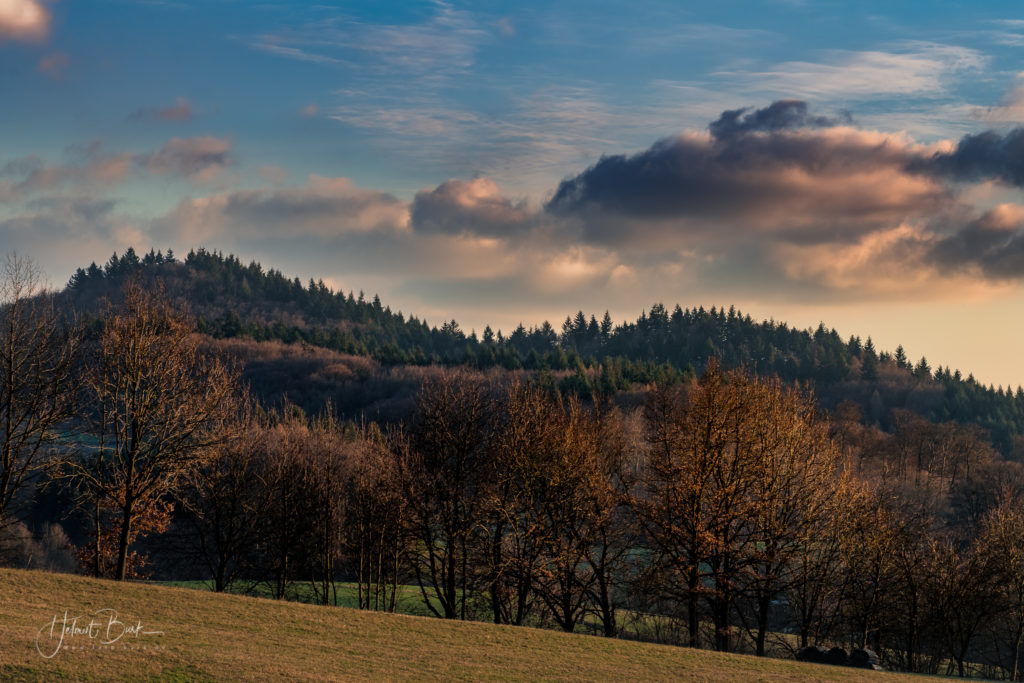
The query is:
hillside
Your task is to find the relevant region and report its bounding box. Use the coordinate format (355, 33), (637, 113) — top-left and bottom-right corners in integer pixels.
(62, 248), (1024, 455)
(0, 567), (937, 682)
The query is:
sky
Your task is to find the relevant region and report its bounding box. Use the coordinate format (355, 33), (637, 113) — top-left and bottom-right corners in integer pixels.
(6, 1), (1024, 387)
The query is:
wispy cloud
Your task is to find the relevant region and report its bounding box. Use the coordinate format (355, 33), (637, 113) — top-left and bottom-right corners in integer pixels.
(715, 43), (987, 100)
(0, 136), (234, 200)
(247, 2), (487, 78)
(974, 74), (1024, 124)
(249, 40), (341, 65)
(129, 96), (195, 122)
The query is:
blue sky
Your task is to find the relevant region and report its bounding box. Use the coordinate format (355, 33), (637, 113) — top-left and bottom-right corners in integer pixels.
(6, 1), (1024, 386)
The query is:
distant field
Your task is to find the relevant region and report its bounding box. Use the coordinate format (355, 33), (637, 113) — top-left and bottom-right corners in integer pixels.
(163, 579), (437, 614)
(1, 567), (945, 681)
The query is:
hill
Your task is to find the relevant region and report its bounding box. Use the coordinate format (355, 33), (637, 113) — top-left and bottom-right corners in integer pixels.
(0, 567), (938, 681)
(62, 247), (1024, 456)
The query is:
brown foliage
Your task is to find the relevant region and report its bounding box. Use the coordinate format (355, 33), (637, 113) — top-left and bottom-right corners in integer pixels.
(67, 280), (241, 580)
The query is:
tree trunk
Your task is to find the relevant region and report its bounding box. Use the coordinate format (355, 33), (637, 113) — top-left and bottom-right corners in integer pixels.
(115, 498), (133, 581)
(687, 565), (700, 648)
(756, 591), (771, 656)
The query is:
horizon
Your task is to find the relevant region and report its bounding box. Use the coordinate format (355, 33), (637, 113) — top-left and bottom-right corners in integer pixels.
(5, 1), (1024, 387)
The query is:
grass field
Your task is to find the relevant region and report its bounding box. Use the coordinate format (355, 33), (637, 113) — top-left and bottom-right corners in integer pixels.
(1, 567), (947, 681)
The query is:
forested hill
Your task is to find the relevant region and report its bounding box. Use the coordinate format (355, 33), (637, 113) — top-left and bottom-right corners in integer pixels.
(65, 247), (1024, 456)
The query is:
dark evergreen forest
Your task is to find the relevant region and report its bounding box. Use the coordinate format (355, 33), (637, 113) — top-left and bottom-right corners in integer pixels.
(66, 247), (1024, 458)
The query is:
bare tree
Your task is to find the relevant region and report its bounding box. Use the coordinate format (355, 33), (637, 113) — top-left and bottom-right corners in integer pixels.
(177, 398), (262, 592)
(68, 280), (240, 580)
(482, 380), (552, 626)
(343, 425), (407, 611)
(739, 377), (843, 656)
(979, 500), (1024, 680)
(402, 370), (493, 620)
(0, 253), (76, 557)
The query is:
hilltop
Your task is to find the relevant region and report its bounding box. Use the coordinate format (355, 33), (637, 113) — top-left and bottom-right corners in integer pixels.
(62, 247), (1024, 456)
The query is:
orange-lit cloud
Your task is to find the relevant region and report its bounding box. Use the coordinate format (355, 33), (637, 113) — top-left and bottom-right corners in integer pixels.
(159, 174), (410, 245)
(0, 0), (50, 43)
(411, 177), (533, 237)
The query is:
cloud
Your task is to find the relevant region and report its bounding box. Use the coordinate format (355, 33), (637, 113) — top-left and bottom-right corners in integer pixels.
(0, 0), (50, 42)
(301, 103), (319, 118)
(537, 99), (1024, 297)
(249, 2), (486, 80)
(496, 17), (514, 37)
(37, 52), (69, 80)
(546, 101), (949, 245)
(974, 74), (1024, 123)
(9, 152), (135, 196)
(0, 137), (233, 199)
(928, 204), (1024, 280)
(410, 177), (532, 237)
(716, 44), (986, 100)
(158, 175), (410, 245)
(0, 196), (146, 280)
(708, 99), (849, 139)
(140, 136), (231, 181)
(129, 97), (195, 122)
(257, 164), (288, 185)
(250, 41), (341, 65)
(916, 128), (1024, 187)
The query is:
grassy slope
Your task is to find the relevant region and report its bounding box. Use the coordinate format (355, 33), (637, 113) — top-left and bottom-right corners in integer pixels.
(1, 568), (940, 682)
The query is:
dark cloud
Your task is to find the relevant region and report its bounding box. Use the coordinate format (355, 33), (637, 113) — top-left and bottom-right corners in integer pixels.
(916, 128), (1024, 187)
(410, 178), (532, 237)
(928, 206), (1024, 279)
(545, 101), (944, 244)
(708, 99), (850, 140)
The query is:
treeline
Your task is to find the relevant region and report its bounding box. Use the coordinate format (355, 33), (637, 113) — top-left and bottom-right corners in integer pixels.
(64, 248), (1024, 456)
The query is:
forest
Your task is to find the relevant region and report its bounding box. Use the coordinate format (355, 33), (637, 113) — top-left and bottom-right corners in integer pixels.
(5, 249), (1024, 678)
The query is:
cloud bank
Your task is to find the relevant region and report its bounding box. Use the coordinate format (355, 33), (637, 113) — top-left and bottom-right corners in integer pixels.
(10, 99), (1024, 315)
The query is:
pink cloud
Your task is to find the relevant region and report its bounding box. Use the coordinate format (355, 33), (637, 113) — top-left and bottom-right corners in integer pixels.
(0, 0), (50, 43)
(142, 136), (232, 182)
(37, 51), (69, 79)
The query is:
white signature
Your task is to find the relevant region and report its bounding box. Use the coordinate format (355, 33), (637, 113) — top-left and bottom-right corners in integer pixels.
(36, 609), (164, 659)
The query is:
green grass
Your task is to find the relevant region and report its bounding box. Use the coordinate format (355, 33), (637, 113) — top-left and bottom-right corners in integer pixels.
(162, 579), (440, 616)
(2, 567), (948, 681)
